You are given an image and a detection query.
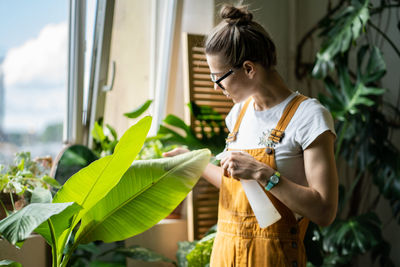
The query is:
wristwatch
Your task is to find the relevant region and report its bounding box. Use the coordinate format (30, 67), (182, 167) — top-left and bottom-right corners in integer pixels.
(265, 171), (281, 191)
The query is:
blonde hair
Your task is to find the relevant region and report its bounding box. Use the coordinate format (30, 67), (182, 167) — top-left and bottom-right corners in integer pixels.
(205, 4), (277, 69)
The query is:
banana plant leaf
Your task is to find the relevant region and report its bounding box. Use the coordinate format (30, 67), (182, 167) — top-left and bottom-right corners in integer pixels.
(52, 116), (152, 254)
(312, 0), (369, 78)
(34, 202), (82, 245)
(74, 149), (210, 244)
(0, 202), (78, 245)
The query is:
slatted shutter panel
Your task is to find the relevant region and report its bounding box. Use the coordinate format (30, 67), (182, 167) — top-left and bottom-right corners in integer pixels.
(182, 33), (234, 240)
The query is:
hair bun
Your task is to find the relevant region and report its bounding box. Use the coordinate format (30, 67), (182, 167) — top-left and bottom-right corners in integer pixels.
(220, 4), (253, 25)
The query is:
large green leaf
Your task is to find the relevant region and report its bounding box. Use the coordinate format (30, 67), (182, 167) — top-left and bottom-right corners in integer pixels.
(52, 116), (152, 254)
(30, 187), (53, 203)
(312, 0), (369, 78)
(0, 202), (77, 245)
(319, 55), (385, 121)
(361, 46), (386, 84)
(75, 149), (210, 244)
(34, 202), (82, 245)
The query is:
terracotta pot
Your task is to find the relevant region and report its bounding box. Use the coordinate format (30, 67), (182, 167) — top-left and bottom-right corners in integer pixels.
(0, 193), (26, 220)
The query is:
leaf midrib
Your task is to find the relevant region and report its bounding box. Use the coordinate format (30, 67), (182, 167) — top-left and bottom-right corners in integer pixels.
(76, 156), (199, 243)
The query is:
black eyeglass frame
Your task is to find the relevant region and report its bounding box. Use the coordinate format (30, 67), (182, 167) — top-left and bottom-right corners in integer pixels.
(210, 69), (234, 90)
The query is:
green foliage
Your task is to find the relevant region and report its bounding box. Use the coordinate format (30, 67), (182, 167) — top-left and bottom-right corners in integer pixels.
(102, 245), (177, 266)
(53, 145), (99, 185)
(0, 152), (59, 194)
(312, 0), (370, 78)
(176, 225), (217, 267)
(176, 241), (198, 267)
(0, 260), (22, 267)
(0, 152), (60, 216)
(158, 102), (226, 156)
(75, 149), (211, 244)
(124, 100), (153, 119)
(91, 119), (119, 157)
(186, 233), (216, 267)
(0, 116), (211, 267)
(318, 46), (386, 121)
(136, 138), (180, 160)
(307, 213), (394, 267)
(303, 0), (400, 265)
(0, 202), (78, 245)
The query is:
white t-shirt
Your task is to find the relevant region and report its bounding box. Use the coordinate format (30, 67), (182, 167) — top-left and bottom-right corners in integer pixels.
(225, 91), (336, 187)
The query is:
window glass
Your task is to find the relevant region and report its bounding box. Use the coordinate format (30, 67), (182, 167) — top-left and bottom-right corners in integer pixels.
(0, 0), (68, 164)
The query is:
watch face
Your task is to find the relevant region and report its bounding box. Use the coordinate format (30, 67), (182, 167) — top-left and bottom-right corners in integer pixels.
(271, 175), (279, 184)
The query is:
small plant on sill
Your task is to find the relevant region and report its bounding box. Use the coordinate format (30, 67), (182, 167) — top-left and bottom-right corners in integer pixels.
(0, 152), (61, 219)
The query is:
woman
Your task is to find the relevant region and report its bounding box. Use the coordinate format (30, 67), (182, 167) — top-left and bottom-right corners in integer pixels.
(164, 4), (338, 266)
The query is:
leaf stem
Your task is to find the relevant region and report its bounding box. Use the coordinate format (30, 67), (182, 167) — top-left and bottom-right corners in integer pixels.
(0, 198), (8, 217)
(335, 120), (349, 161)
(60, 240), (79, 267)
(47, 219), (58, 267)
(341, 172), (363, 217)
(367, 21), (400, 58)
(9, 192), (15, 211)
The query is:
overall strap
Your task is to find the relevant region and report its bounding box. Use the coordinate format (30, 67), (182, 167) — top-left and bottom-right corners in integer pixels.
(226, 97), (252, 143)
(266, 93), (309, 228)
(269, 94), (308, 144)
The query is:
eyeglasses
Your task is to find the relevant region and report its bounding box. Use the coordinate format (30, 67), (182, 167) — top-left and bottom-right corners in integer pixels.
(210, 69), (234, 90)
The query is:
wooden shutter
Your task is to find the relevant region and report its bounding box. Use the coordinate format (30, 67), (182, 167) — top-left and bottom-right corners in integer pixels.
(182, 33), (234, 240)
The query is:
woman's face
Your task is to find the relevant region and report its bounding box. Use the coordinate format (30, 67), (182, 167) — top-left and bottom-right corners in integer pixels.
(206, 54), (253, 103)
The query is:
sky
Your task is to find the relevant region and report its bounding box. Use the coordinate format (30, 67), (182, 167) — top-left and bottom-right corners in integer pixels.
(0, 0), (96, 134)
(0, 0), (69, 133)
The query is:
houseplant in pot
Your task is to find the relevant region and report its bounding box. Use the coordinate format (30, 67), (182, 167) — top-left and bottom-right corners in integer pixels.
(0, 116), (211, 267)
(0, 152), (60, 219)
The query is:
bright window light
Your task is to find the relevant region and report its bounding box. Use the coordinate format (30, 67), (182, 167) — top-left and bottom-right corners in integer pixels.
(0, 0), (69, 164)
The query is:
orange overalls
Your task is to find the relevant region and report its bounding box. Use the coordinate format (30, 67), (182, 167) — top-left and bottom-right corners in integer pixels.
(210, 94), (309, 267)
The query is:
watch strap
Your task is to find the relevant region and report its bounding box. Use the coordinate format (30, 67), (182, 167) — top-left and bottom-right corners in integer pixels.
(265, 171), (280, 191)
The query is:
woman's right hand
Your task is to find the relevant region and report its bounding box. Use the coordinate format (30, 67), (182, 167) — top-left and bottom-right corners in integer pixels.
(162, 147), (190, 157)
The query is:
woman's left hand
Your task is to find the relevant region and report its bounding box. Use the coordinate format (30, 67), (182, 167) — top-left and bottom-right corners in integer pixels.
(220, 151), (274, 183)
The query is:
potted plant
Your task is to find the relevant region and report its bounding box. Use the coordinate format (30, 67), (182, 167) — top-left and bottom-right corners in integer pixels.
(0, 116), (211, 267)
(0, 152), (60, 219)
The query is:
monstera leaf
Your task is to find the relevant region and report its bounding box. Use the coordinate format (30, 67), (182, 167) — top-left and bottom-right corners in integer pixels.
(312, 0), (369, 78)
(319, 45), (386, 121)
(322, 213), (382, 256)
(74, 149), (211, 244)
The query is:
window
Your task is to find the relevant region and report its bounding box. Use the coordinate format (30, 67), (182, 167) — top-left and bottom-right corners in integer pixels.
(0, 0), (68, 164)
